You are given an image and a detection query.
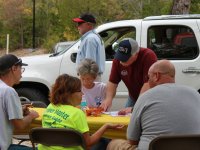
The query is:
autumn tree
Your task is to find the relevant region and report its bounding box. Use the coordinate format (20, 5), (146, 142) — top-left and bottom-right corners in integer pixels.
(0, 0), (32, 49)
(1, 0), (199, 50)
(171, 0), (191, 14)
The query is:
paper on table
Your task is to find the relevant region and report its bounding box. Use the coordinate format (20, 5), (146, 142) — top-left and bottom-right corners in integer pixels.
(103, 111), (131, 117)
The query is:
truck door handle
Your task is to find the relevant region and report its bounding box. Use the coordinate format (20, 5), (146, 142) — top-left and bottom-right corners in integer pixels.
(182, 68), (200, 74)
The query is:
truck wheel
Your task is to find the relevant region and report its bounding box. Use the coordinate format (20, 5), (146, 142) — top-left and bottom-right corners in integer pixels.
(16, 88), (48, 104)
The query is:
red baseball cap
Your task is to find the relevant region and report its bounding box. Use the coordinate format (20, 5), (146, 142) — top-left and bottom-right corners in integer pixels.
(73, 14), (96, 24)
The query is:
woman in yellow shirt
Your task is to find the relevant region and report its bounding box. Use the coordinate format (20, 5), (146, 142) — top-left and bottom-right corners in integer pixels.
(39, 74), (123, 150)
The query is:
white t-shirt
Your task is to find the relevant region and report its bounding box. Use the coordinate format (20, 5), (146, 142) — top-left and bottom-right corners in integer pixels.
(82, 82), (106, 107)
(0, 80), (23, 150)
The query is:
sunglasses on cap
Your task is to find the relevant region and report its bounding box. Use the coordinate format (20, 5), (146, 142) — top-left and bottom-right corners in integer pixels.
(14, 58), (22, 66)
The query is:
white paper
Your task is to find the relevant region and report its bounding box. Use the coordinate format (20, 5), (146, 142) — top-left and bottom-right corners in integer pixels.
(103, 111), (131, 117)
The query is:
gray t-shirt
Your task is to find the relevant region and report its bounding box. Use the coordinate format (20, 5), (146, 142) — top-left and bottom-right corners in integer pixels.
(127, 83), (200, 150)
(0, 80), (23, 150)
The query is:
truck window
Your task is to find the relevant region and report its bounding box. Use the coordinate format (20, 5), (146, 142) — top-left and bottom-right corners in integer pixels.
(99, 27), (136, 61)
(147, 25), (199, 60)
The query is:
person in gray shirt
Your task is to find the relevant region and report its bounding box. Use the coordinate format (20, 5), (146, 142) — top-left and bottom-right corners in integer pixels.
(107, 60), (200, 150)
(0, 54), (39, 150)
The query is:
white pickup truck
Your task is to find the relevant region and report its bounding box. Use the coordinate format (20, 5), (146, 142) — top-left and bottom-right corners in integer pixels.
(14, 14), (200, 110)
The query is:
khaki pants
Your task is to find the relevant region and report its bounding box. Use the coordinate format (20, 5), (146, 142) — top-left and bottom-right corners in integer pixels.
(106, 139), (137, 150)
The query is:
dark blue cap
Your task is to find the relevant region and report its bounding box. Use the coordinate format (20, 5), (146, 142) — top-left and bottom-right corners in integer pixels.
(114, 38), (139, 62)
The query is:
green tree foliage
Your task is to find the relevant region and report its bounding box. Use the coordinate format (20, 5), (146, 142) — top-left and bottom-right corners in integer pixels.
(0, 0), (199, 51)
(190, 0), (200, 14)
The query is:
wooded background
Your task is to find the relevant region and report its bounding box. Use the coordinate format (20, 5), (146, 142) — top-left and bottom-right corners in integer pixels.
(0, 0), (199, 51)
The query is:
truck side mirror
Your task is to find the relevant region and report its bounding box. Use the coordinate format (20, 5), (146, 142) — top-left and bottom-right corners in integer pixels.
(71, 53), (77, 63)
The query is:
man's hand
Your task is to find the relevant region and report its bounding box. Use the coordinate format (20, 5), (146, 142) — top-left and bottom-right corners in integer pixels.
(100, 99), (112, 111)
(22, 104), (33, 116)
(100, 81), (118, 111)
(29, 110), (39, 119)
(22, 103), (39, 119)
(118, 107), (132, 115)
(11, 109), (39, 130)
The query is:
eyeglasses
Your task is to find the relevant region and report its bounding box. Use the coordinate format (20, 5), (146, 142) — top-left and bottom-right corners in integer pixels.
(77, 22), (92, 27)
(147, 71), (169, 80)
(21, 67), (25, 73)
(77, 22), (85, 26)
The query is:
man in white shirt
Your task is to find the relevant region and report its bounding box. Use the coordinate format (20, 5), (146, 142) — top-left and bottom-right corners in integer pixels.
(0, 54), (39, 150)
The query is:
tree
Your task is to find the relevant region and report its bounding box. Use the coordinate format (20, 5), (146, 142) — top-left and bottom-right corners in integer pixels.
(171, 0), (191, 14)
(190, 0), (200, 14)
(1, 0), (198, 50)
(0, 0), (32, 49)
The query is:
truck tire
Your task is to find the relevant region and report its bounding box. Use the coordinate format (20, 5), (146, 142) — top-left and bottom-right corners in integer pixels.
(16, 88), (48, 104)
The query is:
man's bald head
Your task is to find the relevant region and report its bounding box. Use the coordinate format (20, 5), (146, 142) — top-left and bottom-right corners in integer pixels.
(151, 60), (175, 77)
(148, 60), (175, 88)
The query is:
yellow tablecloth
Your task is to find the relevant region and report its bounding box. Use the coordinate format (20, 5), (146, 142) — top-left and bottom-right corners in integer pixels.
(14, 108), (130, 139)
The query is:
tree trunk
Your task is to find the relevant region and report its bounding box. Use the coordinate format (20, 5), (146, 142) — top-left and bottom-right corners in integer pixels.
(171, 0), (191, 15)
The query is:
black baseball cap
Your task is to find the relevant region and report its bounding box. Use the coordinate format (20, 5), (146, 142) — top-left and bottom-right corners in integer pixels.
(73, 13), (96, 24)
(0, 54), (28, 71)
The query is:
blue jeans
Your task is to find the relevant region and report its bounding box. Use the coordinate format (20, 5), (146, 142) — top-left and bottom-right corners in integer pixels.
(125, 96), (136, 108)
(8, 144), (33, 150)
(90, 137), (111, 150)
